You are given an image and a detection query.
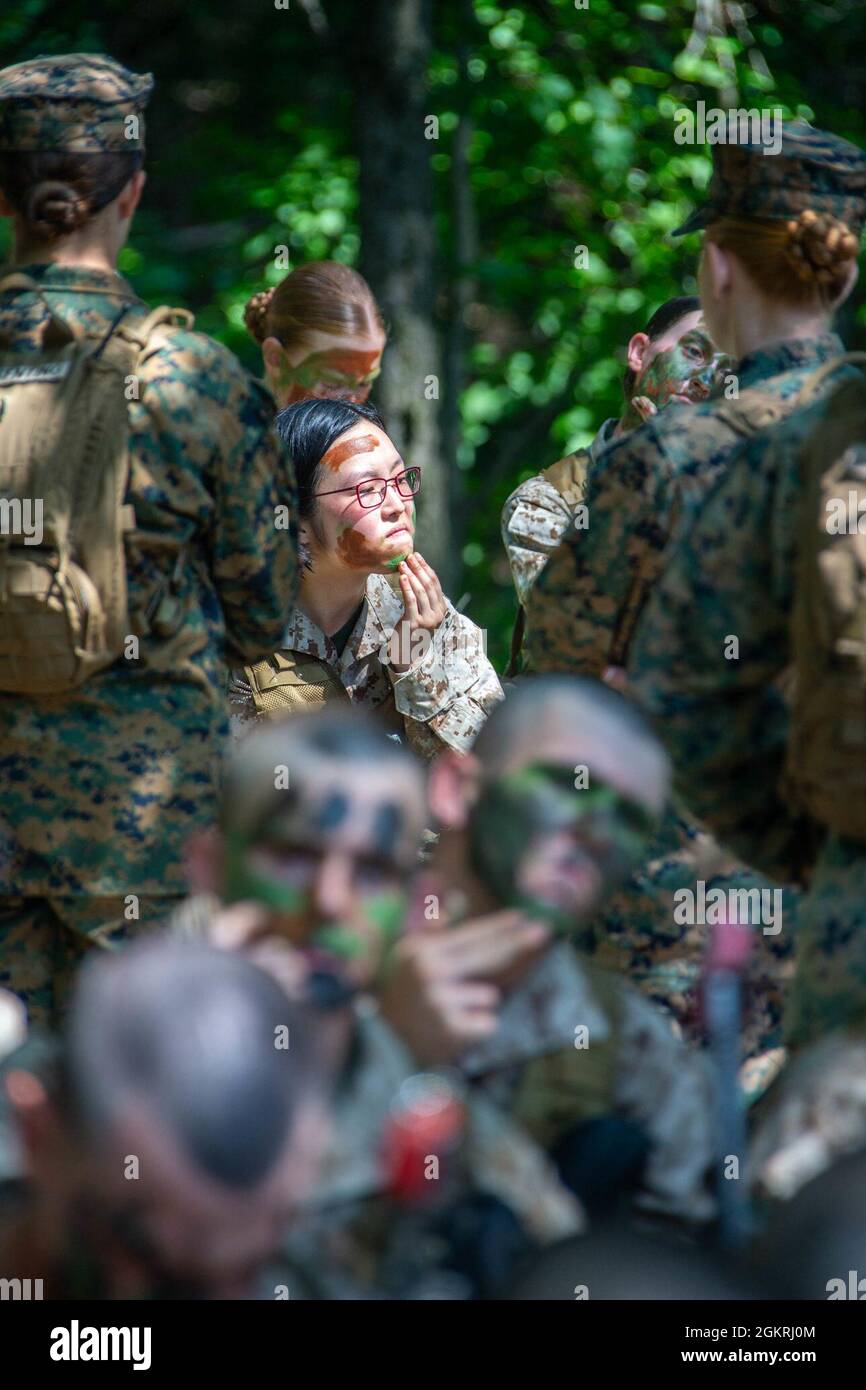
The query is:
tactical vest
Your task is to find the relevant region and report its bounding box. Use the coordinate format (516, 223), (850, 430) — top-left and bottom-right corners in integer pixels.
(506, 449), (591, 677)
(783, 354), (866, 840)
(0, 271), (195, 694)
(243, 648), (352, 717)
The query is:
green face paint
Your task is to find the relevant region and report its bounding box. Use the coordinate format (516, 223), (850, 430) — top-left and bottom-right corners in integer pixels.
(282, 347), (383, 404)
(223, 833), (309, 916)
(621, 327), (733, 430)
(469, 763), (657, 931)
(312, 888), (407, 983)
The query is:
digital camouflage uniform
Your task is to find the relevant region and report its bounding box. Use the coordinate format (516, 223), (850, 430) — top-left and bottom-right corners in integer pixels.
(519, 340), (850, 1091)
(628, 391), (866, 1049)
(627, 123), (866, 1053)
(521, 122), (866, 1094)
(227, 572), (503, 758)
(501, 418), (618, 609)
(0, 56), (299, 1027)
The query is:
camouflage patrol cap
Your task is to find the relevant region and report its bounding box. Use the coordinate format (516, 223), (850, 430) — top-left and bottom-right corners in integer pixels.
(672, 119), (866, 237)
(0, 53), (153, 153)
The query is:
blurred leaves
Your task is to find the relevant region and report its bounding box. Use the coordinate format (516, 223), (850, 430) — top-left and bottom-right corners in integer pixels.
(0, 0), (864, 663)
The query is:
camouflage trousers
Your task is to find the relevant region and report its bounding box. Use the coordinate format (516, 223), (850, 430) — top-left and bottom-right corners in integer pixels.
(784, 832), (866, 1050)
(0, 895), (182, 1030)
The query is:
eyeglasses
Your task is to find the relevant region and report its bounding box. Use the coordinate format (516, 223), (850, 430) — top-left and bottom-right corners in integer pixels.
(314, 466), (422, 510)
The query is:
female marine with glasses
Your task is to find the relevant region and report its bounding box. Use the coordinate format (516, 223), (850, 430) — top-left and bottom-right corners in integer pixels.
(228, 399), (503, 755)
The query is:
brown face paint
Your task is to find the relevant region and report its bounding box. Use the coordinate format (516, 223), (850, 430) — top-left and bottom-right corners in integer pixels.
(317, 349), (381, 379)
(336, 526), (390, 569)
(322, 433), (380, 472)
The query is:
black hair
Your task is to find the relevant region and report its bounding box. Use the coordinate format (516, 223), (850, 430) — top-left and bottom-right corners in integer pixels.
(63, 937), (321, 1190)
(622, 295), (701, 398)
(0, 150), (143, 243)
(275, 397), (386, 518)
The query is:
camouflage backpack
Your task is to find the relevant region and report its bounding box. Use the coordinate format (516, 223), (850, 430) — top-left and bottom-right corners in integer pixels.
(0, 271), (193, 694)
(506, 448), (591, 677)
(784, 354), (866, 839)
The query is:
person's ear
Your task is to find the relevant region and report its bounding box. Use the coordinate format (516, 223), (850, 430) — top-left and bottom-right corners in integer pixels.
(184, 826), (224, 895)
(116, 169), (146, 221)
(702, 240), (731, 302)
(836, 258), (859, 308)
(262, 337), (289, 380)
(427, 750), (480, 831)
(625, 331), (651, 378)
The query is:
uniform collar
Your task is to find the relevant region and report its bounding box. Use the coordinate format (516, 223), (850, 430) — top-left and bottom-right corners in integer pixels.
(1, 261), (140, 301)
(590, 417), (619, 462)
(282, 574), (403, 666)
(736, 332), (845, 391)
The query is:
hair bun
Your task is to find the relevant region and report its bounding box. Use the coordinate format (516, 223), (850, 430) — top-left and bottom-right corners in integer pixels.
(24, 180), (90, 240)
(243, 286), (276, 343)
(785, 208), (859, 287)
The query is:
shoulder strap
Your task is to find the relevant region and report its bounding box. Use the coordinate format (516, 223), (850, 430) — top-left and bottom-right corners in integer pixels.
(505, 605), (526, 679)
(793, 351), (866, 411)
(0, 271), (83, 348)
(710, 389), (786, 438)
(541, 448), (590, 509)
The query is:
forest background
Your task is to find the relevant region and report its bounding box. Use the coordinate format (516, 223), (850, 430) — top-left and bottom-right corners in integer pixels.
(2, 0), (864, 666)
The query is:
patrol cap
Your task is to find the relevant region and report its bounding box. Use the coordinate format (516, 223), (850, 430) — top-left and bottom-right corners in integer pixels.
(672, 119), (866, 237)
(0, 53), (153, 154)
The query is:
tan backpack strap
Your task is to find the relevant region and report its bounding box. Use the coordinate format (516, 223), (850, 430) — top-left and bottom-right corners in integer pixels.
(0, 271), (83, 346)
(117, 304), (194, 358)
(711, 389), (785, 437)
(541, 449), (590, 510)
(794, 352), (866, 412)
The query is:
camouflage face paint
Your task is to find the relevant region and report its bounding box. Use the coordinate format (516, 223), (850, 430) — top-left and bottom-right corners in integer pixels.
(321, 433), (380, 472)
(468, 763), (657, 931)
(336, 524), (390, 569)
(313, 789), (349, 832)
(222, 831), (310, 916)
(372, 801), (403, 858)
(621, 327), (730, 429)
(288, 347), (382, 394)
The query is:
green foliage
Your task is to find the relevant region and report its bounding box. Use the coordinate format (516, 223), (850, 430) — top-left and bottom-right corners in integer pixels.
(1, 0), (864, 668)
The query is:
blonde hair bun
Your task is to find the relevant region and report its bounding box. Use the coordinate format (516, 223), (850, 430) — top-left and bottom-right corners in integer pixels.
(243, 286), (276, 344)
(786, 208), (860, 287)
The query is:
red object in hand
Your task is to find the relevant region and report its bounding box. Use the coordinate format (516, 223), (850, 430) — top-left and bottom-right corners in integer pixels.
(706, 917), (754, 974)
(381, 1073), (466, 1205)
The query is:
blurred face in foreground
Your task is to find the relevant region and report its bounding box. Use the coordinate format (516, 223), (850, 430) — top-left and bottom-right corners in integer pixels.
(221, 759), (424, 994)
(5, 1070), (326, 1300)
(462, 715), (668, 933)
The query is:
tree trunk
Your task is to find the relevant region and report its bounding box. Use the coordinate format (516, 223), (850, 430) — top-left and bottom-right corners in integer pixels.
(352, 0), (453, 587)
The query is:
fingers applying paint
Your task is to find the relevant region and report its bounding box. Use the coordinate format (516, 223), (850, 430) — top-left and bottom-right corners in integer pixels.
(398, 551), (446, 630)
